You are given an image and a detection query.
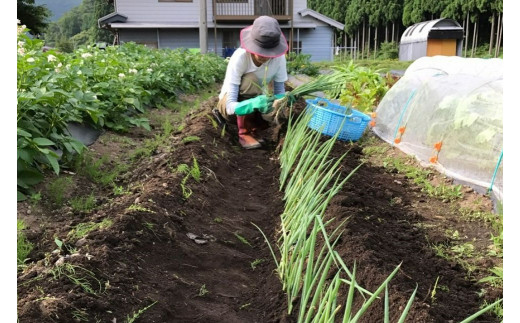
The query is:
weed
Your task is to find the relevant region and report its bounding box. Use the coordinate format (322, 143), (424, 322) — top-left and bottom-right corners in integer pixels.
(450, 242), (475, 258)
(190, 157), (201, 182)
(71, 309), (89, 321)
(478, 266), (503, 288)
(213, 217), (223, 223)
(198, 284), (209, 297)
(206, 115), (219, 129)
(70, 193), (97, 212)
(431, 276), (440, 303)
(481, 298), (503, 320)
(234, 232), (252, 247)
(220, 125), (226, 138)
(161, 118), (175, 137)
(113, 185), (131, 196)
(182, 136), (200, 144)
(47, 176), (74, 207)
(29, 191), (42, 206)
(250, 258), (265, 270)
(75, 153), (128, 187)
(240, 303), (251, 310)
(126, 301), (158, 323)
(68, 218), (113, 240)
(17, 220), (33, 268)
(50, 263), (103, 295)
(127, 204), (155, 213)
(143, 222), (155, 230)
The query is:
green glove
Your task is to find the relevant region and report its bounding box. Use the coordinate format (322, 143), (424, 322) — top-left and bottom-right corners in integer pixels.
(234, 95), (270, 115)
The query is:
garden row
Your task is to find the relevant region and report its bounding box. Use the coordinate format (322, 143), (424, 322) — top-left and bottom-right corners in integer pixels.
(264, 100), (501, 321)
(17, 23), (227, 200)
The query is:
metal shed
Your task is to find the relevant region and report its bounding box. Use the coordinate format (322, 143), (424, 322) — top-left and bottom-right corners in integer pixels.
(399, 18), (464, 61)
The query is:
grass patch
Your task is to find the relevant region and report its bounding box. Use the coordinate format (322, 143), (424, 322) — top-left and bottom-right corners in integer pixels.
(182, 136), (201, 144)
(68, 218), (113, 240)
(74, 152), (128, 187)
(47, 176), (74, 207)
(17, 220), (33, 268)
(70, 193), (97, 212)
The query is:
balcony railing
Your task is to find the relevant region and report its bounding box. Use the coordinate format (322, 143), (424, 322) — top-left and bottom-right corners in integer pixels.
(213, 0), (292, 22)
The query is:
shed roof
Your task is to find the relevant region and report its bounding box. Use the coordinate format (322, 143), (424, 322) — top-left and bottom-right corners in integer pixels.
(400, 18), (463, 44)
(98, 12), (128, 28)
(297, 9), (344, 30)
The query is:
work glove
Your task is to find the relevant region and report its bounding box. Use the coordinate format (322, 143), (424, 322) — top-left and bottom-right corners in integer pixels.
(234, 95), (270, 115)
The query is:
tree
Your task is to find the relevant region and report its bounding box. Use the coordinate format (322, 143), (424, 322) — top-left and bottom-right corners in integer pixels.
(17, 0), (51, 35)
(43, 0), (114, 48)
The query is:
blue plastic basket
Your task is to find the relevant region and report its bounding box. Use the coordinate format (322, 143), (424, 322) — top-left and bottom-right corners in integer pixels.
(305, 98), (371, 141)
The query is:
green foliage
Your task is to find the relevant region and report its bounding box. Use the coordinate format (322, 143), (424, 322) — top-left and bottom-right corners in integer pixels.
(18, 23), (227, 196)
(286, 52), (320, 77)
(377, 42), (398, 60)
(68, 218), (113, 240)
(69, 193), (97, 212)
(17, 0), (51, 35)
(43, 0), (114, 48)
(47, 176), (74, 207)
(182, 136), (201, 144)
(17, 220), (34, 268)
(326, 60), (389, 113)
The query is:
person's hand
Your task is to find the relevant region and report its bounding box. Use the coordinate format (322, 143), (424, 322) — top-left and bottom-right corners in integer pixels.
(234, 95), (269, 115)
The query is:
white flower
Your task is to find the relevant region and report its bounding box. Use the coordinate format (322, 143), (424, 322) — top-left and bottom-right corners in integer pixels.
(26, 57), (35, 62)
(17, 19), (21, 24)
(146, 68), (153, 73)
(55, 69), (60, 73)
(66, 64), (71, 69)
(118, 73), (125, 78)
(77, 70), (82, 75)
(57, 63), (62, 68)
(18, 47), (25, 56)
(81, 53), (92, 58)
(129, 68), (137, 74)
(47, 54), (56, 62)
(18, 41), (24, 48)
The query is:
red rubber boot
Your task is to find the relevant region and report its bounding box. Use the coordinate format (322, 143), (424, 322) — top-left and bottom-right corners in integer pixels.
(237, 115), (261, 149)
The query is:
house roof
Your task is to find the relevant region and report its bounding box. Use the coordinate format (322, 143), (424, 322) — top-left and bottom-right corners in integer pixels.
(401, 18), (463, 44)
(98, 12), (128, 28)
(107, 22), (319, 29)
(297, 9), (344, 30)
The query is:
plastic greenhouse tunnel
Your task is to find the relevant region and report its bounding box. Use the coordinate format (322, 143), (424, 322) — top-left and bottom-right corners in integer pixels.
(372, 56), (503, 202)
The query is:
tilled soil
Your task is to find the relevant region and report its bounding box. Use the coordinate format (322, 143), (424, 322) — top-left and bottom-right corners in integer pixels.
(17, 95), (501, 322)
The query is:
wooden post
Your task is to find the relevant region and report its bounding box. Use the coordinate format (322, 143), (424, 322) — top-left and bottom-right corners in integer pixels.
(464, 12), (469, 57)
(489, 13), (495, 56)
(199, 0), (208, 53)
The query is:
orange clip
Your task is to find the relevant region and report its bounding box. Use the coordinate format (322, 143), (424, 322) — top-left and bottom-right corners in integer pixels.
(394, 138), (401, 144)
(370, 112), (377, 118)
(369, 120), (376, 127)
(429, 156), (438, 163)
(398, 126), (406, 134)
(434, 141), (442, 151)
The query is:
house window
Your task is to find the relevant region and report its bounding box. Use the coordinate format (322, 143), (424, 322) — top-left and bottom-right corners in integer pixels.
(159, 0), (192, 2)
(291, 41), (302, 54)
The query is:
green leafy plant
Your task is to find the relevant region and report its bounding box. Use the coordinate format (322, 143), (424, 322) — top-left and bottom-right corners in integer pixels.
(68, 218), (113, 240)
(250, 259), (264, 270)
(47, 176), (74, 207)
(198, 284), (209, 297)
(182, 136), (200, 144)
(50, 263), (104, 295)
(286, 52), (320, 76)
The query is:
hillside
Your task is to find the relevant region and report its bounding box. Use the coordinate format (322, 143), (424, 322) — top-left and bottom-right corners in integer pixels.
(35, 0), (82, 21)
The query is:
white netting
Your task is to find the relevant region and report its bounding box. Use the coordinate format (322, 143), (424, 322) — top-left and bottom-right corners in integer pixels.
(373, 56), (503, 200)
